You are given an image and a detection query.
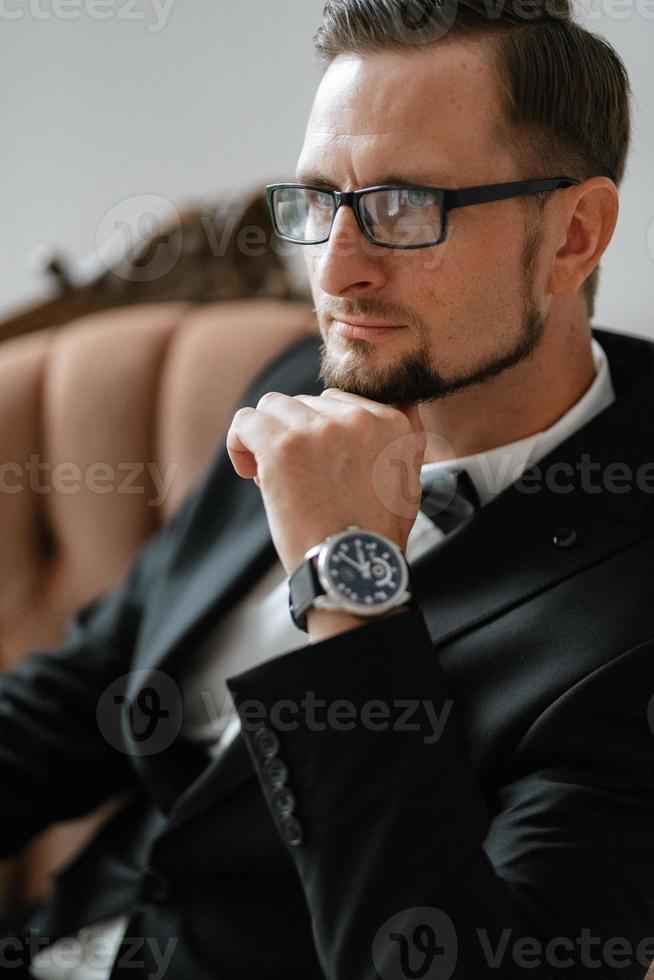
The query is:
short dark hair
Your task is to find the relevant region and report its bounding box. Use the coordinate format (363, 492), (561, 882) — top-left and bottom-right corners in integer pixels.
(313, 0), (632, 320)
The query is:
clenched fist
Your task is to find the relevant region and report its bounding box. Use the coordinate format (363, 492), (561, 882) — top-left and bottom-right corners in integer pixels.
(226, 387), (427, 576)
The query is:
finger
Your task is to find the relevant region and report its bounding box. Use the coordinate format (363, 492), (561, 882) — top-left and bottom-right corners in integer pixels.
(225, 407), (287, 480)
(293, 393), (358, 416)
(319, 387), (403, 421)
(255, 390), (322, 427)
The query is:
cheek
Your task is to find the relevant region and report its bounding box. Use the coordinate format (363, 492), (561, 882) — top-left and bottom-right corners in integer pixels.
(408, 228), (529, 365)
(445, 204), (527, 289)
(452, 209), (527, 306)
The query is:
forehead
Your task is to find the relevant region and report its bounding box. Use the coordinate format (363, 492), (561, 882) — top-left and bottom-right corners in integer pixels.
(297, 41), (508, 187)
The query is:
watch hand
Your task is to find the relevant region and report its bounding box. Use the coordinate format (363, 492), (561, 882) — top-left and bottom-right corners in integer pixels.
(340, 553), (370, 573)
(355, 541), (375, 578)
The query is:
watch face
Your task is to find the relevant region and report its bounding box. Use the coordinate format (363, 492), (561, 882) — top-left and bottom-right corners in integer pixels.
(317, 529), (408, 614)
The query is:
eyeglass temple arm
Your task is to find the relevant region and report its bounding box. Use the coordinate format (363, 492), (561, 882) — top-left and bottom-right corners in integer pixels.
(443, 178), (581, 212)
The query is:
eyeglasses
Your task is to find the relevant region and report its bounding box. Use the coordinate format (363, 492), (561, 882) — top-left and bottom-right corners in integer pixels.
(266, 178), (581, 250)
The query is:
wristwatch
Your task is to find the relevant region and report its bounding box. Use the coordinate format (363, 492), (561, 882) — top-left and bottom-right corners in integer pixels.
(288, 524), (413, 632)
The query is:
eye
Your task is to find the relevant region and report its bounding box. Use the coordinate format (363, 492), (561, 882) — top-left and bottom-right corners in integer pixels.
(406, 189), (431, 208)
(306, 190), (333, 210)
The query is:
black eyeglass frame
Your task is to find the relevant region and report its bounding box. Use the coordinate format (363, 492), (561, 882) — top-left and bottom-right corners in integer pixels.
(266, 177), (582, 250)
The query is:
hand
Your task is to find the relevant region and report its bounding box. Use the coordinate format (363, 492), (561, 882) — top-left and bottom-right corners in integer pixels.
(225, 387), (427, 576)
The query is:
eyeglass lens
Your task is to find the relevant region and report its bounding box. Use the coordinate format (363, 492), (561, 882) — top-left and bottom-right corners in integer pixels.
(272, 186), (443, 246)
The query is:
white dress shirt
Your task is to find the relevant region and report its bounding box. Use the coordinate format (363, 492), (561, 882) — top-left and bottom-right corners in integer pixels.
(29, 338), (614, 980)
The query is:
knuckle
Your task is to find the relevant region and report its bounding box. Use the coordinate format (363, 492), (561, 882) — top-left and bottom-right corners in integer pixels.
(257, 391), (282, 408)
(349, 406), (372, 429)
(317, 417), (342, 441)
(232, 406), (252, 422)
(384, 404), (411, 430)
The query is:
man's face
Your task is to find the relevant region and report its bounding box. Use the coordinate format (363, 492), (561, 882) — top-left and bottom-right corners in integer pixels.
(295, 40), (549, 406)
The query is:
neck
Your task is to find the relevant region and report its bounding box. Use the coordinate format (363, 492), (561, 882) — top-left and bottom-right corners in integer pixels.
(418, 313), (596, 464)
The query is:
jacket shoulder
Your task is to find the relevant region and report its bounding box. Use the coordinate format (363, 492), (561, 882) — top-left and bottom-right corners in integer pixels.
(239, 332), (324, 405)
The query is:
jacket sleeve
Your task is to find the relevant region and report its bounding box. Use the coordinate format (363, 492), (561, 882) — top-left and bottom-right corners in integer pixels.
(226, 606), (654, 980)
(0, 478), (204, 861)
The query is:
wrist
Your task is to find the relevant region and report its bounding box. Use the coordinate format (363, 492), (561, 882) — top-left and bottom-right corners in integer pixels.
(306, 603), (413, 644)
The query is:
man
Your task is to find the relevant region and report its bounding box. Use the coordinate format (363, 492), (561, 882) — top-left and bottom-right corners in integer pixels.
(1, 1), (653, 978)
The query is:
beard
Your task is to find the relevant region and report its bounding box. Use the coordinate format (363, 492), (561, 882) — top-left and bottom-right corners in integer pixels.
(317, 219), (546, 407)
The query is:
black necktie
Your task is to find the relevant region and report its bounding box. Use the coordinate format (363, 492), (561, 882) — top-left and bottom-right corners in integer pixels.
(419, 467), (481, 534)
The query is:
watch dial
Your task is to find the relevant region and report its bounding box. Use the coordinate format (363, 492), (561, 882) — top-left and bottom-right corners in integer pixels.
(325, 532), (405, 608)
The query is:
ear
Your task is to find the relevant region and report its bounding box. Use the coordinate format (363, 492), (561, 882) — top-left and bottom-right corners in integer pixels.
(546, 177), (619, 297)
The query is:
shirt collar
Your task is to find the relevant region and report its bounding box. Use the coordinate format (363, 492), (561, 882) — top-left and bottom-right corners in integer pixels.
(419, 337), (616, 507)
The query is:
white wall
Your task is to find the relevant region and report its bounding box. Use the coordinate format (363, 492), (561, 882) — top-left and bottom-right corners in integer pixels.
(0, 1), (326, 314)
(1, 1), (652, 336)
(574, 5), (654, 339)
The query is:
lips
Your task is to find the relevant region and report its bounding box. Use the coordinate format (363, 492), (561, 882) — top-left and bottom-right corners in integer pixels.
(332, 320), (406, 340)
(337, 318), (401, 329)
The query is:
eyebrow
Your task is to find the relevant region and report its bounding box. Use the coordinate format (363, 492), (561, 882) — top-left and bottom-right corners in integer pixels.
(294, 172), (455, 189)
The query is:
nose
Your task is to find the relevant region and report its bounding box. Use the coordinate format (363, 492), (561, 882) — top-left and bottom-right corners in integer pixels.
(314, 199), (388, 297)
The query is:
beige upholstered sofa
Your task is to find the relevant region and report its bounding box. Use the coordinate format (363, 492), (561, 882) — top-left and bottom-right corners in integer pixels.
(0, 186), (317, 913)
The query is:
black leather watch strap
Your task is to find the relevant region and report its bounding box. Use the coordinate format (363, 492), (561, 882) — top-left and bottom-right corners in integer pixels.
(288, 555), (325, 632)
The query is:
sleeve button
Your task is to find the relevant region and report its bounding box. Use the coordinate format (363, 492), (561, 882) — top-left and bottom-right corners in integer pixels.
(280, 815), (304, 847)
(263, 757), (289, 787)
(271, 786), (296, 817)
(253, 725), (280, 760)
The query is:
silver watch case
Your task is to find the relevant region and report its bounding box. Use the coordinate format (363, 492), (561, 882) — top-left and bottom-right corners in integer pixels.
(305, 524), (412, 618)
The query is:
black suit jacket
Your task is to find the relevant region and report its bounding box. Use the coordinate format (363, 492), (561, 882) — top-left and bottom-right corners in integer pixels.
(1, 326), (654, 980)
